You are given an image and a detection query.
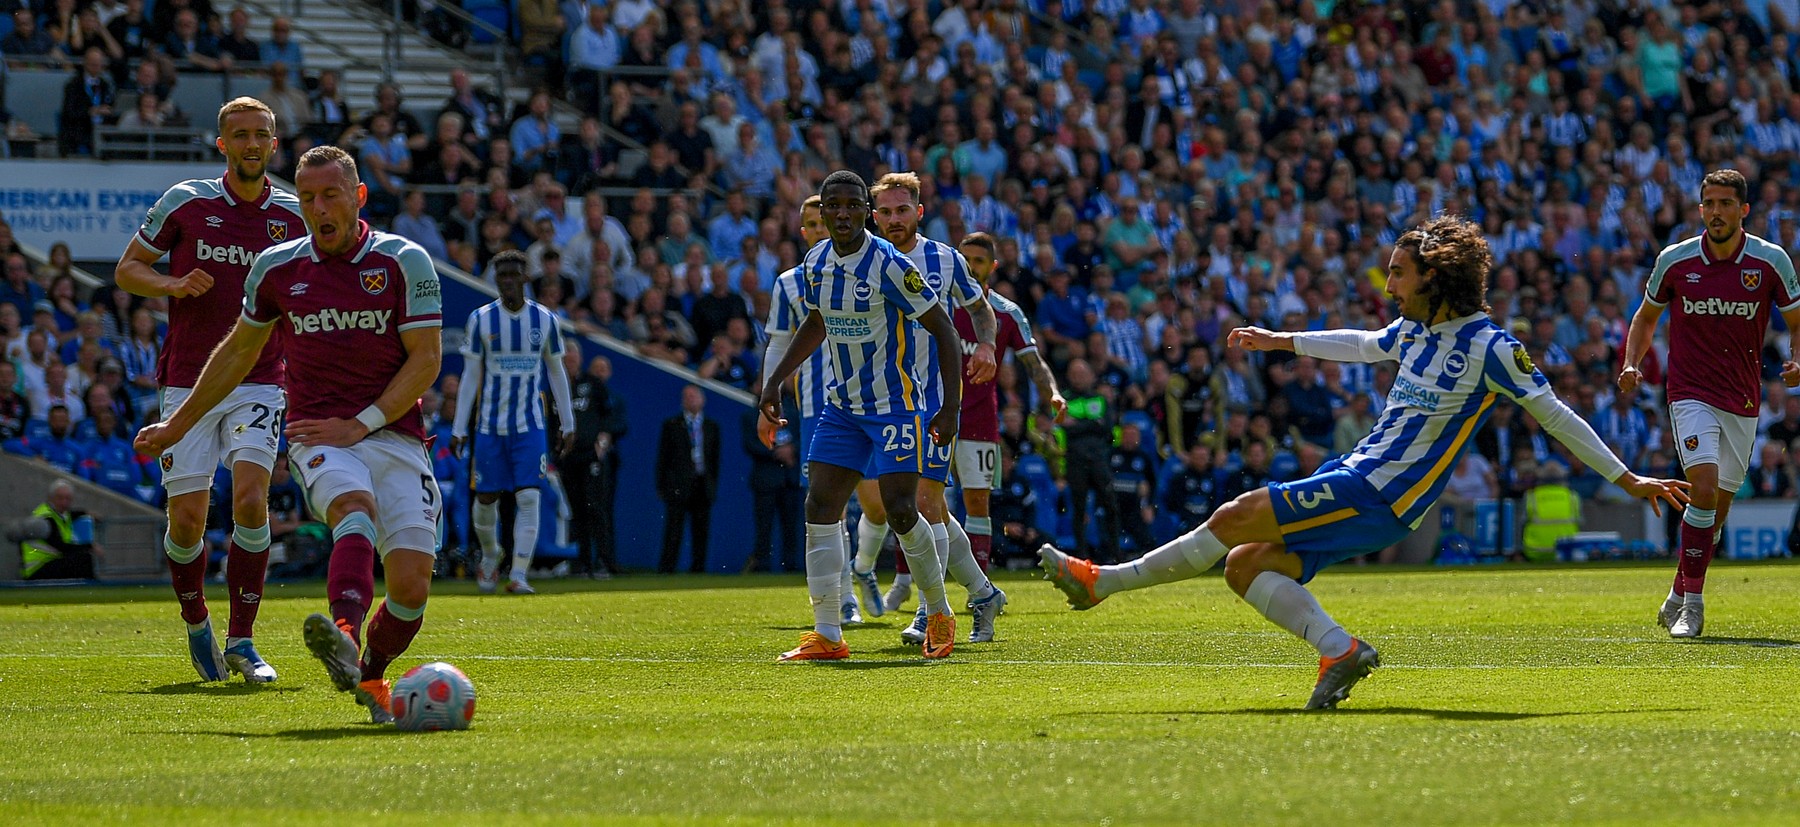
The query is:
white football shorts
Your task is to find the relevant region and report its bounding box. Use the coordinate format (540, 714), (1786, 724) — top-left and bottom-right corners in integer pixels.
(290, 429), (440, 557)
(1669, 398), (1756, 493)
(954, 439), (1000, 491)
(158, 384), (286, 497)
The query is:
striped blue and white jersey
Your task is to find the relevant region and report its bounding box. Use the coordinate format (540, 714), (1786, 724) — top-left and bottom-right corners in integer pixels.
(898, 234), (983, 409)
(1295, 313), (1552, 528)
(769, 264), (832, 419)
(457, 299), (566, 436)
(800, 230), (939, 416)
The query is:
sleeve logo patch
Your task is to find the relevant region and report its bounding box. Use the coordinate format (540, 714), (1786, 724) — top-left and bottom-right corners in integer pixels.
(1512, 343), (1535, 375)
(903, 268), (926, 294)
(414, 277), (440, 300)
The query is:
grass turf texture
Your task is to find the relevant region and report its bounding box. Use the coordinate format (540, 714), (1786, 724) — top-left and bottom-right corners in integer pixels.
(5, 564), (1800, 825)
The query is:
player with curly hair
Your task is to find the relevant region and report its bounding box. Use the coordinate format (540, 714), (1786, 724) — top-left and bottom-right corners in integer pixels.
(1039, 215), (1690, 709)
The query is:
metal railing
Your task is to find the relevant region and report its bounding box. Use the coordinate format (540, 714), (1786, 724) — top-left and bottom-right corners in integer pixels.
(94, 127), (211, 162)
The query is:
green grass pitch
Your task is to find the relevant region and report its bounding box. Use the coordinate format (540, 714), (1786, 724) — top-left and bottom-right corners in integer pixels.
(6, 563), (1800, 825)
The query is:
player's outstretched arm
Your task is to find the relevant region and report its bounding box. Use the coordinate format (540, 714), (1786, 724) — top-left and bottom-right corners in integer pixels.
(116, 238), (213, 299)
(1233, 323), (1403, 364)
(1618, 300), (1664, 394)
(287, 327), (443, 448)
(1519, 390), (1688, 515)
(921, 305), (963, 444)
(965, 296), (999, 383)
(134, 318), (272, 456)
(1017, 349), (1067, 420)
(758, 311), (825, 426)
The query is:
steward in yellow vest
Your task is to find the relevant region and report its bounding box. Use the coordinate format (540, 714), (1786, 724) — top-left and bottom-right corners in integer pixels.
(1522, 463), (1581, 562)
(9, 481), (97, 580)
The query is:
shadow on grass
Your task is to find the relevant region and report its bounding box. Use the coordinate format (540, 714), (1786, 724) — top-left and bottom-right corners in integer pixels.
(767, 623), (899, 632)
(122, 682), (304, 696)
(145, 726), (407, 740)
(1686, 637), (1800, 649)
(1072, 706), (1701, 721)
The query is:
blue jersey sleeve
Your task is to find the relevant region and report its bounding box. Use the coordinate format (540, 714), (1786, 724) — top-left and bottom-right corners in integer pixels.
(947, 247), (982, 308)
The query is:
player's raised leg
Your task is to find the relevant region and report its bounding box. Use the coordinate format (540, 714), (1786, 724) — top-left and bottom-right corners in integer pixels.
(358, 546), (434, 725)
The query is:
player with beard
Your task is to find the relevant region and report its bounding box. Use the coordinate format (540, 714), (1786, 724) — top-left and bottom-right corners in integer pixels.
(118, 97), (302, 684)
(849, 172), (1000, 645)
(139, 146), (445, 723)
(1620, 168), (1800, 638)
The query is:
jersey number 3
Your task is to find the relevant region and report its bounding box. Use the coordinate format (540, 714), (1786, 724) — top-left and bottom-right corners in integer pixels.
(1295, 484), (1336, 511)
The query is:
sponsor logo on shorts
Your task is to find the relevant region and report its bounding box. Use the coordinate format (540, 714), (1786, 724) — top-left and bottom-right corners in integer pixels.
(308, 454), (325, 469)
(360, 268), (389, 294)
(1684, 435), (1700, 452)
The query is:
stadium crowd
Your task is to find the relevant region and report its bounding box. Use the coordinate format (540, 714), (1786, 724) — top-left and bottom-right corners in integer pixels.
(20, 0), (1800, 571)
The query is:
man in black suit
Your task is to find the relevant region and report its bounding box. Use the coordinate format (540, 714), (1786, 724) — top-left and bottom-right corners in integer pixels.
(742, 407), (802, 573)
(566, 353), (627, 577)
(656, 384), (720, 573)
(1124, 75), (1174, 149)
(60, 48), (115, 157)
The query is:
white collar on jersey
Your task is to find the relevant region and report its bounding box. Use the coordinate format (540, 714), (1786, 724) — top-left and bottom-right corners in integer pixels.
(1422, 311), (1489, 334)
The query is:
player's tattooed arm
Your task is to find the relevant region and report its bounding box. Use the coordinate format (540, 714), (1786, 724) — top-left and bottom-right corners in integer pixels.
(1018, 349), (1068, 420)
(134, 318), (273, 455)
(920, 305), (963, 444)
(965, 296), (999, 384)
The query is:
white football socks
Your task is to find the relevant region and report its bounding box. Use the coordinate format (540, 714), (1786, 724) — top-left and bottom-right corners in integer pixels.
(945, 518), (996, 600)
(1095, 527), (1228, 598)
(854, 513), (886, 574)
(511, 489), (541, 583)
(472, 499), (501, 574)
(805, 522), (846, 642)
(896, 518), (950, 615)
(1244, 571), (1352, 658)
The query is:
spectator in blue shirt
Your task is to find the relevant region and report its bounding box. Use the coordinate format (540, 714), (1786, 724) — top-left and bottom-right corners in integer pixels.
(31, 405), (83, 475)
(707, 190), (757, 262)
(666, 17), (727, 87)
(1036, 269), (1091, 362)
(259, 17), (305, 86)
(722, 122), (780, 199)
(509, 89), (561, 173)
(162, 9), (228, 72)
(959, 119), (1008, 187)
(0, 254), (45, 322)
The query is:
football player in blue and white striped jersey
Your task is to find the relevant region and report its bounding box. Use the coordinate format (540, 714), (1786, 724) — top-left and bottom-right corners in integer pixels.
(452, 250), (575, 596)
(1040, 216), (1689, 709)
(759, 171), (965, 662)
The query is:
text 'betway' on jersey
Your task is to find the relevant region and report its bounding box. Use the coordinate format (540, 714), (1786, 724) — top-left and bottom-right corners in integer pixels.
(195, 238), (258, 266)
(1680, 296), (1759, 318)
(287, 308), (392, 335)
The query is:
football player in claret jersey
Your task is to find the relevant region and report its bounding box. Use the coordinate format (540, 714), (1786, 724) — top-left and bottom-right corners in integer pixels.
(1620, 168), (1800, 639)
(850, 173), (1002, 645)
(951, 232), (1066, 630)
(117, 97), (302, 684)
(758, 171), (965, 661)
(1040, 216), (1689, 709)
(451, 250), (576, 596)
(138, 146), (445, 724)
